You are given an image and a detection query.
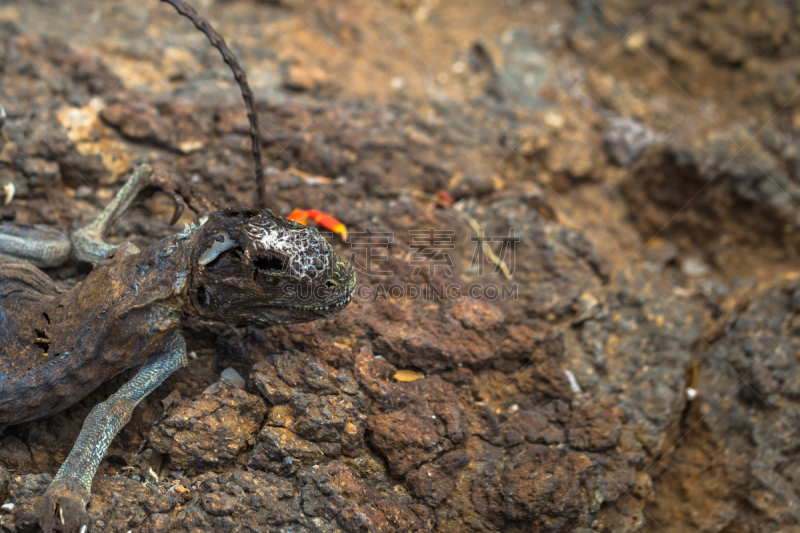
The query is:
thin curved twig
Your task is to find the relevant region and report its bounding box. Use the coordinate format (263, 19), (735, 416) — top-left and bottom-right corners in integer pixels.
(160, 0), (266, 208)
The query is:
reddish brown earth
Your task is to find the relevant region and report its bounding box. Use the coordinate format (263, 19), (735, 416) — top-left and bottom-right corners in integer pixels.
(1, 1), (800, 532)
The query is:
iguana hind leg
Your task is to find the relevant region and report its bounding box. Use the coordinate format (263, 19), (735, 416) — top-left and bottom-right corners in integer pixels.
(34, 332), (187, 533)
(0, 223), (71, 268)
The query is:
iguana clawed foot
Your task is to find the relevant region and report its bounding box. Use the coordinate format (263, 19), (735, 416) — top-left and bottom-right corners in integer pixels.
(33, 479), (91, 533)
(145, 170), (217, 225)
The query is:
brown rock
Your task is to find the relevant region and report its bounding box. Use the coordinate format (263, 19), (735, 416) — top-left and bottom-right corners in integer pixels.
(0, 464), (9, 504)
(449, 299), (505, 331)
(516, 359), (574, 401)
(437, 450), (471, 477)
(143, 491), (177, 514)
(501, 444), (581, 524)
(247, 427), (324, 475)
(339, 503), (393, 533)
(100, 100), (172, 147)
(501, 408), (565, 446)
(145, 513), (172, 533)
(368, 377), (467, 476)
(499, 321), (554, 360)
(567, 403), (623, 451)
(201, 491), (238, 516)
(0, 437), (32, 471)
(251, 351), (369, 455)
(353, 347), (408, 408)
(252, 350), (359, 401)
(405, 464), (454, 507)
(155, 99), (209, 154)
(149, 388), (266, 473)
(281, 62), (328, 92)
(298, 461), (431, 531)
(291, 392), (367, 454)
(20, 157), (61, 186)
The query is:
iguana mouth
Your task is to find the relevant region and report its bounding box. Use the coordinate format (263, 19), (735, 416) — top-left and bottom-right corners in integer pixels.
(274, 275), (355, 319)
(280, 287), (353, 314)
(310, 292), (353, 318)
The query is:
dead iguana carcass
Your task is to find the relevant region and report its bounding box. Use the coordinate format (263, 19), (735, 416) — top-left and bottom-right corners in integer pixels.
(0, 2), (357, 531)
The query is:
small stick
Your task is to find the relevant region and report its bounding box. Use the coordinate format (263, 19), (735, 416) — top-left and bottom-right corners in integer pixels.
(454, 203), (514, 280)
(160, 0), (266, 209)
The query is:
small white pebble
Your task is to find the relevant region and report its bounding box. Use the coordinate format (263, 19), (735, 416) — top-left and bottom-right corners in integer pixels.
(564, 370), (583, 394)
(544, 111), (565, 129)
(625, 32), (646, 50)
(431, 415), (437, 419)
(80, 526), (87, 533)
(188, 351), (198, 360)
(508, 404), (519, 414)
(451, 60), (466, 74)
(2, 183), (14, 205)
(682, 257), (710, 278)
(1, 502), (14, 511)
(390, 77), (405, 90)
(686, 387), (698, 401)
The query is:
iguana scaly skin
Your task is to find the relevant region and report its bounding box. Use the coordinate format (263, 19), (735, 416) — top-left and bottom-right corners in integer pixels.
(0, 1), (357, 530)
(0, 165), (356, 532)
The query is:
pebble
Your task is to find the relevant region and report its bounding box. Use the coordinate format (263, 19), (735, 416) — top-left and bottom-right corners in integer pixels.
(202, 367), (245, 395)
(681, 257), (711, 277)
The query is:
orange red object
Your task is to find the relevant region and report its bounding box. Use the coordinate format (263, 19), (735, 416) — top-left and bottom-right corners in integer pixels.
(434, 189), (455, 207)
(288, 208), (347, 240)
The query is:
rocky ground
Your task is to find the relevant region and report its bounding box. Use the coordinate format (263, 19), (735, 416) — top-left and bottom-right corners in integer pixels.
(0, 0), (800, 531)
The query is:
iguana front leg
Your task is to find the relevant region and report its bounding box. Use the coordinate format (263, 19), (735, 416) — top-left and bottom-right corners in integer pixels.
(71, 165), (216, 264)
(0, 164), (213, 267)
(69, 164), (158, 265)
(34, 332), (188, 533)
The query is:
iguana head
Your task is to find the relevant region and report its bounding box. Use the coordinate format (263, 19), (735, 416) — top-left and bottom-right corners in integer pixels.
(187, 207), (356, 326)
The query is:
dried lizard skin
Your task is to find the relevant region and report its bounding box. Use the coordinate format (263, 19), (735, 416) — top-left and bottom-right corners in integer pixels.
(0, 0), (357, 530)
(0, 165), (356, 531)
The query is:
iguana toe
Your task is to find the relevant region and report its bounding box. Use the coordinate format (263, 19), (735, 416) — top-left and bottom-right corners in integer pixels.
(35, 479), (91, 533)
